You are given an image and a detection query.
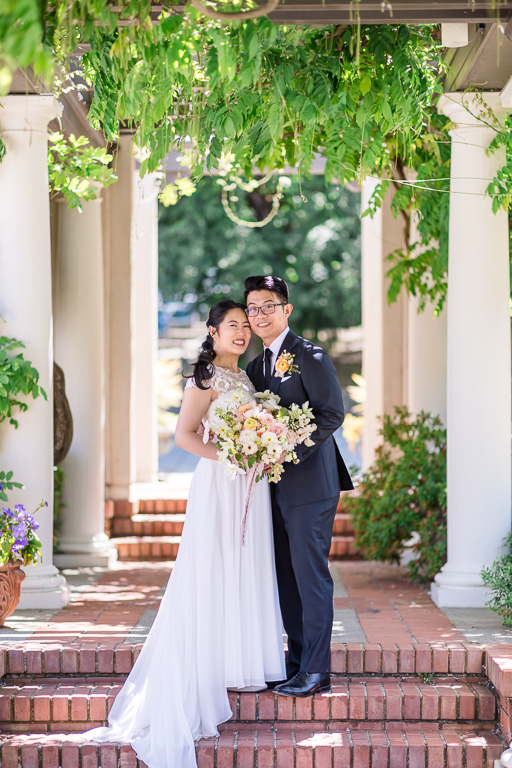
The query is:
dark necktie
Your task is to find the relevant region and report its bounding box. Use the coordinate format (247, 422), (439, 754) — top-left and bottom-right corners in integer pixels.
(264, 348), (273, 388)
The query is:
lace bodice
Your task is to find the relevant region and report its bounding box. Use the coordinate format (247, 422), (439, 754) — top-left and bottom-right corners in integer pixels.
(185, 366), (256, 421)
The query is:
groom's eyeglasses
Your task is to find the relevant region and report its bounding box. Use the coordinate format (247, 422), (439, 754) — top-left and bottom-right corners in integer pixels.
(245, 303), (286, 317)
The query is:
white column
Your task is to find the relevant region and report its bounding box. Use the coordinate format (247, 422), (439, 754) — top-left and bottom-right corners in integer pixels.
(407, 295), (447, 421)
(104, 136), (137, 500)
(0, 95), (70, 608)
(407, 217), (447, 422)
(133, 171), (159, 483)
(53, 195), (117, 568)
(361, 178), (408, 468)
(432, 92), (511, 607)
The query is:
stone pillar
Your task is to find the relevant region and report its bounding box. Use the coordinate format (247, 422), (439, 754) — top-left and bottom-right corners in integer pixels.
(407, 295), (447, 422)
(0, 95), (70, 608)
(103, 136), (137, 501)
(53, 194), (117, 568)
(432, 92), (511, 607)
(361, 178), (408, 468)
(133, 171), (159, 484)
(407, 217), (447, 422)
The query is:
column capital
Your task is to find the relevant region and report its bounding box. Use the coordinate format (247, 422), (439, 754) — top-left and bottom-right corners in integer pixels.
(0, 94), (62, 134)
(438, 91), (511, 131)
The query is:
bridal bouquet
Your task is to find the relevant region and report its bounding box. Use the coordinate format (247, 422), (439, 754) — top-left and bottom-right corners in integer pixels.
(203, 385), (316, 483)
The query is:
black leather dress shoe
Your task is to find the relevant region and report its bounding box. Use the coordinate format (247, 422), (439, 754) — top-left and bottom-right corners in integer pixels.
(274, 672), (331, 698)
(266, 664), (300, 690)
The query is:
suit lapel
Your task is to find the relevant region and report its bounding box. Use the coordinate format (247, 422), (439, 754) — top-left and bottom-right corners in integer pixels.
(270, 329), (299, 395)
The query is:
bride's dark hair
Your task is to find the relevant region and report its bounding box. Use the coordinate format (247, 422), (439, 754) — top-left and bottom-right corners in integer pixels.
(187, 300), (247, 390)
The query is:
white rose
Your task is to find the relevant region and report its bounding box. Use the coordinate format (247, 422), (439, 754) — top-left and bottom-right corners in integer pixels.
(239, 430), (255, 444)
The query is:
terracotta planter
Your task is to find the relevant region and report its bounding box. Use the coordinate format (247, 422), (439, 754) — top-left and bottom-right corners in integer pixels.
(0, 560), (26, 626)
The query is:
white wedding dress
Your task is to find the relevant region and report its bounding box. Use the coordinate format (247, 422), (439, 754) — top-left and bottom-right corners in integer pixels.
(84, 367), (285, 768)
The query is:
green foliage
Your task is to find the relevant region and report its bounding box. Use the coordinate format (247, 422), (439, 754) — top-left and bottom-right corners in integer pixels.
(482, 532), (512, 626)
(53, 464), (65, 551)
(82, 21), (444, 186)
(1, 3), (510, 313)
(48, 132), (117, 211)
(362, 115), (451, 313)
(0, 330), (47, 428)
(3, 3), (445, 187)
(0, 0), (53, 95)
(158, 175), (361, 338)
(0, 470), (23, 502)
(346, 407), (447, 582)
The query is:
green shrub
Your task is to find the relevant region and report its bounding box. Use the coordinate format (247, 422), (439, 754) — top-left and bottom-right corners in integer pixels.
(481, 532), (512, 626)
(345, 407), (447, 582)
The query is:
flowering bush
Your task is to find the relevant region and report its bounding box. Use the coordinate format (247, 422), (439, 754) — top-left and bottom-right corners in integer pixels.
(345, 407), (447, 583)
(0, 500), (45, 566)
(205, 385), (316, 482)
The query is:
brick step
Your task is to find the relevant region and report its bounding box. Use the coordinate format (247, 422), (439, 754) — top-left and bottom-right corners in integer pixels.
(111, 534), (360, 561)
(0, 643), (486, 680)
(0, 726), (506, 767)
(111, 513), (187, 537)
(138, 499), (188, 514)
(112, 512), (356, 539)
(137, 495), (352, 515)
(0, 677), (496, 731)
(112, 535), (180, 560)
(333, 512), (355, 536)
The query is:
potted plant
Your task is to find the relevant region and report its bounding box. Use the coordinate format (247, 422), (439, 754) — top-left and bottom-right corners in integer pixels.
(0, 496), (45, 626)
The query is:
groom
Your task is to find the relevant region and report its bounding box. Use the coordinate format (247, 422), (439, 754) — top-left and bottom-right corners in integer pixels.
(245, 275), (353, 698)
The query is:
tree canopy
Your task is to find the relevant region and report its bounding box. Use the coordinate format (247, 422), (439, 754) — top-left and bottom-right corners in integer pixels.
(159, 175), (361, 339)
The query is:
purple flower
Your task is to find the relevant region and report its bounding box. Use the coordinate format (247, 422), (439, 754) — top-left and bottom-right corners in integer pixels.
(14, 504), (25, 512)
(12, 536), (28, 553)
(2, 507), (14, 518)
(12, 522), (28, 539)
(44, 501), (48, 507)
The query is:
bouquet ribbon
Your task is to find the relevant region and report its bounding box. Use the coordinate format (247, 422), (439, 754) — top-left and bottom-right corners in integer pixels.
(241, 462), (264, 546)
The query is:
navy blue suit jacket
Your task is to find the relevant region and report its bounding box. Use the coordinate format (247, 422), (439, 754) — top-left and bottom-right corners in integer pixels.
(246, 329), (353, 506)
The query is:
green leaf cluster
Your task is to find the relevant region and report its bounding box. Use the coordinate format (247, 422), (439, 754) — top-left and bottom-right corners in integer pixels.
(0, 469), (23, 502)
(482, 531), (512, 626)
(0, 332), (47, 429)
(0, 0), (53, 94)
(345, 407), (447, 582)
(48, 132), (117, 211)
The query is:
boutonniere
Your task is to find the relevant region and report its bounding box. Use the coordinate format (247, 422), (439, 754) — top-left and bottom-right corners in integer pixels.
(275, 350), (300, 378)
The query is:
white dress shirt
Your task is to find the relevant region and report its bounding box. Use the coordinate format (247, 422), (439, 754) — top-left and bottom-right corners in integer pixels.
(263, 326), (290, 378)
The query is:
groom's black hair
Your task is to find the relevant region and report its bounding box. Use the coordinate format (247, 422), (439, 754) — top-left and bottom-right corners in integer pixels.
(244, 275), (289, 304)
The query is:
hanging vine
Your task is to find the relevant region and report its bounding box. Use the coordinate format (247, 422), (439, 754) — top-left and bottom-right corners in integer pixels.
(1, 3), (511, 309)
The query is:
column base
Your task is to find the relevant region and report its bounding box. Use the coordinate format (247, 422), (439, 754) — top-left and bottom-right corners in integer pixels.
(53, 549), (118, 569)
(53, 533), (118, 569)
(430, 581), (491, 608)
(18, 565), (71, 610)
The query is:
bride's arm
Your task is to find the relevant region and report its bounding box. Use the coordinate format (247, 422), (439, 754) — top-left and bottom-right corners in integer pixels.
(174, 386), (219, 460)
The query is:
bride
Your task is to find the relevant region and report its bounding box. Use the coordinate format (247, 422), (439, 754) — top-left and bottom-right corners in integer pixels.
(84, 299), (286, 768)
